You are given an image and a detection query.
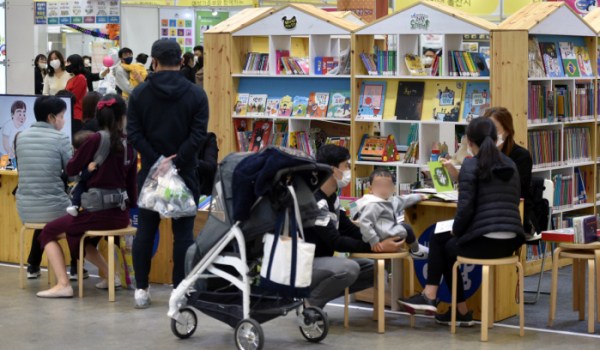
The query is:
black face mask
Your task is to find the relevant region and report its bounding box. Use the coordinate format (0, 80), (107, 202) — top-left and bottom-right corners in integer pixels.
(65, 65), (74, 74)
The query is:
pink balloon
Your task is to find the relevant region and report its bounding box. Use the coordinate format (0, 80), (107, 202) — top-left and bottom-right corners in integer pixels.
(103, 56), (114, 67)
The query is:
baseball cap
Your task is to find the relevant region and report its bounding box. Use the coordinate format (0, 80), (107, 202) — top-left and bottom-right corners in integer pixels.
(151, 38), (182, 62)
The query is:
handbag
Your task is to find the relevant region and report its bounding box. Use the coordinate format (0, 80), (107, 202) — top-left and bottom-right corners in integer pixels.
(259, 185), (315, 298)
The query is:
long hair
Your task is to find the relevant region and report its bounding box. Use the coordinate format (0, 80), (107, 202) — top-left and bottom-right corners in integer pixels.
(35, 54), (47, 75)
(466, 117), (505, 181)
(483, 107), (515, 156)
(47, 50), (65, 77)
(182, 52), (194, 67)
(96, 94), (126, 154)
(66, 54), (85, 76)
(81, 91), (102, 125)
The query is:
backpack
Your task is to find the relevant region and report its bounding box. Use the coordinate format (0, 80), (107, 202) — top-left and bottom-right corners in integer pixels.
(529, 177), (548, 232)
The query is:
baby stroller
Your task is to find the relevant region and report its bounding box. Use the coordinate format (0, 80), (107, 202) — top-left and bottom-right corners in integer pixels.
(168, 146), (333, 350)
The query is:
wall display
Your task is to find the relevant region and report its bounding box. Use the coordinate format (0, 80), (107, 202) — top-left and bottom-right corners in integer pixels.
(196, 11), (229, 45)
(159, 8), (195, 53)
(337, 0), (377, 23)
(35, 0), (120, 25)
(91, 41), (115, 74)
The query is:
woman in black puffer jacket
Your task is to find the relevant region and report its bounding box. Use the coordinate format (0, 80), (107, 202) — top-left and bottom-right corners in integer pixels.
(398, 117), (525, 327)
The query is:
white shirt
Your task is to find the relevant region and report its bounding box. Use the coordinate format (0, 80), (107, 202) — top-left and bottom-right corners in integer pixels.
(2, 119), (25, 156)
(43, 72), (73, 96)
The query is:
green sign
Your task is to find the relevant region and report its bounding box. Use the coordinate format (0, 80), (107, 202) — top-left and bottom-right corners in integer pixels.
(71, 16), (83, 24)
(196, 10), (229, 45)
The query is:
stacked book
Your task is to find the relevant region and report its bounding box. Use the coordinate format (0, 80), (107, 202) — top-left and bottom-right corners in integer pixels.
(243, 53), (269, 74)
(280, 57), (309, 75)
(289, 130), (317, 155)
(574, 82), (594, 119)
(447, 51), (489, 77)
(563, 127), (591, 164)
(542, 215), (598, 244)
(325, 136), (350, 150)
(528, 130), (561, 168)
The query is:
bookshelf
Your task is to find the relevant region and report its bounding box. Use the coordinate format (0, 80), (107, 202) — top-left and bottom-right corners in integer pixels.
(496, 2), (598, 275)
(585, 7), (600, 215)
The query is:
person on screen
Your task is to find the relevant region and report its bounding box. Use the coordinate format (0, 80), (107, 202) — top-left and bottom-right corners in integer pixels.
(2, 101), (27, 158)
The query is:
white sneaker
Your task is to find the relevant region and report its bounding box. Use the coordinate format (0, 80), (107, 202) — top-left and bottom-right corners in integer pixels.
(134, 288), (151, 309)
(67, 206), (79, 216)
(95, 275), (122, 289)
(409, 244), (429, 260)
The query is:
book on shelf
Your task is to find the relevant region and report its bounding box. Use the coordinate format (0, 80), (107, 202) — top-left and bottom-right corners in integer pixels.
(552, 174), (573, 210)
(315, 57), (339, 75)
(243, 52), (269, 75)
(429, 49), (442, 77)
(558, 42), (579, 77)
(404, 54), (427, 76)
(234, 118), (250, 132)
(265, 98), (280, 117)
(327, 91), (351, 119)
(528, 130), (561, 168)
(281, 57), (309, 75)
(291, 96), (309, 117)
(525, 241), (556, 262)
(276, 50), (290, 75)
(357, 134), (399, 162)
(288, 129), (316, 155)
(563, 127), (591, 164)
(394, 81), (424, 121)
(462, 82), (490, 122)
(248, 121), (272, 152)
(427, 81), (463, 122)
(447, 51), (488, 77)
(233, 93), (249, 116)
(574, 167), (589, 205)
(528, 36), (546, 78)
(575, 46), (594, 77)
(407, 123), (419, 145)
(539, 42), (564, 78)
(402, 141), (419, 164)
(324, 136), (350, 150)
(359, 48), (397, 76)
(555, 84), (572, 120)
(308, 92), (330, 118)
(278, 95), (293, 117)
(247, 94), (268, 116)
(557, 215), (597, 244)
(574, 82), (594, 119)
(356, 81), (386, 120)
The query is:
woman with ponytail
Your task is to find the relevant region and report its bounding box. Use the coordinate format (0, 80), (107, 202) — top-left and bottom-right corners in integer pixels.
(36, 94), (138, 298)
(398, 117), (525, 327)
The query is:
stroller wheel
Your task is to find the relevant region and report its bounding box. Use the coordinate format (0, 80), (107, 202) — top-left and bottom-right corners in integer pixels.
(234, 318), (264, 350)
(299, 306), (329, 343)
(171, 308), (197, 339)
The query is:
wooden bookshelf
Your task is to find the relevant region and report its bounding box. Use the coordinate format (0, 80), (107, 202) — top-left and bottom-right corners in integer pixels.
(586, 8), (600, 207)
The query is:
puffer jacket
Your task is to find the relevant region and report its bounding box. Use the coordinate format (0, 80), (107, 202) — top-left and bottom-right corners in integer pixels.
(15, 122), (72, 224)
(453, 153), (525, 246)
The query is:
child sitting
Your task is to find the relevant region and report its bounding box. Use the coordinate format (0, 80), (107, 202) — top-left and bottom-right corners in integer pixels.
(121, 53), (149, 98)
(353, 168), (429, 259)
(66, 130), (97, 216)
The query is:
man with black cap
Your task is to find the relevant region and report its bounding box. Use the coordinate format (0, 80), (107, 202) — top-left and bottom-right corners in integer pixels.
(127, 39), (209, 309)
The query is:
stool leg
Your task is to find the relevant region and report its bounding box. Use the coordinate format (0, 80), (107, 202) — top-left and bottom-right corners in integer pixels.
(588, 260), (595, 334)
(79, 236), (85, 298)
(579, 260), (586, 321)
(595, 250), (600, 324)
(573, 258), (580, 312)
(108, 236), (115, 302)
(373, 261), (378, 321)
(517, 262), (525, 337)
(451, 261), (460, 334)
(549, 247), (562, 327)
(20, 228), (26, 289)
(488, 266), (494, 329)
(344, 288), (349, 328)
(377, 259), (385, 334)
(481, 265), (490, 342)
(407, 257), (415, 328)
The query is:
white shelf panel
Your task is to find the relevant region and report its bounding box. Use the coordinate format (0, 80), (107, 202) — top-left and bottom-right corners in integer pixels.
(355, 119), (468, 126)
(564, 119), (596, 125)
(570, 161), (596, 167)
(552, 203), (594, 214)
(233, 74), (350, 78)
(532, 164), (575, 172)
(528, 77), (595, 81)
(355, 161), (422, 167)
(355, 75), (489, 81)
(233, 115), (289, 120)
(232, 116), (351, 122)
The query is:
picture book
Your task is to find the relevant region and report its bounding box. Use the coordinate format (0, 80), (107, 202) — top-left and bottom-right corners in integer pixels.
(327, 91), (351, 119)
(575, 46), (594, 77)
(539, 42), (564, 77)
(394, 81), (424, 121)
(558, 42), (579, 77)
(265, 98), (280, 117)
(291, 96), (309, 117)
(234, 118), (250, 132)
(426, 81), (464, 122)
(462, 82), (490, 122)
(233, 93), (249, 116)
(0, 155), (8, 170)
(404, 54), (427, 76)
(528, 36), (546, 78)
(308, 93), (330, 118)
(247, 94), (268, 116)
(357, 82), (386, 120)
(278, 95), (293, 117)
(428, 161), (454, 193)
(471, 53), (490, 77)
(248, 121), (272, 152)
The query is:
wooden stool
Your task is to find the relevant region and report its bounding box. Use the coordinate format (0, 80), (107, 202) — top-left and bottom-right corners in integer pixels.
(78, 227), (137, 302)
(452, 255), (524, 342)
(549, 247), (599, 334)
(344, 251), (415, 333)
(19, 223), (56, 289)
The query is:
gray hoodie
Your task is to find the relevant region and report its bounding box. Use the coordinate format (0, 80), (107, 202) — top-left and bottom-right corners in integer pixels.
(354, 194), (422, 246)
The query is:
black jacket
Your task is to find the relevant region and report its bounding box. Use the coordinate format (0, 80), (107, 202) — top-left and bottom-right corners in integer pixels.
(181, 65), (195, 84)
(35, 67), (44, 95)
(453, 153), (525, 246)
(127, 70), (208, 172)
(83, 69), (102, 92)
(508, 143), (540, 233)
(304, 190), (372, 258)
(197, 132), (218, 195)
(80, 119), (99, 132)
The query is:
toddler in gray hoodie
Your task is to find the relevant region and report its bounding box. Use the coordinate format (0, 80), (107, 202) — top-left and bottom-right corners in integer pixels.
(353, 168), (429, 259)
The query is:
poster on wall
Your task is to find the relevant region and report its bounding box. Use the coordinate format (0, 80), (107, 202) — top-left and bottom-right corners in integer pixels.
(196, 11), (229, 45)
(91, 41), (115, 74)
(159, 8), (195, 54)
(557, 0), (598, 15)
(35, 0), (120, 25)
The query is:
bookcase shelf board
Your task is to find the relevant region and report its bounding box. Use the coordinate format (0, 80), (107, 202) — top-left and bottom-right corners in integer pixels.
(355, 75), (490, 81)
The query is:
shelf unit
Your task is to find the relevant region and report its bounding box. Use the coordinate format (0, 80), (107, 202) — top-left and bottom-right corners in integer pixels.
(496, 2), (599, 275)
(585, 7), (600, 214)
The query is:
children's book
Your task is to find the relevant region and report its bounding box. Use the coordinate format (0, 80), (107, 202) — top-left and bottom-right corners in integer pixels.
(462, 82), (490, 122)
(248, 121), (272, 152)
(278, 95), (293, 117)
(558, 42), (579, 77)
(327, 90), (351, 118)
(539, 42), (564, 77)
(404, 54), (427, 76)
(428, 161), (455, 193)
(528, 36), (546, 78)
(265, 98), (280, 117)
(575, 46), (594, 77)
(233, 93), (249, 116)
(308, 92), (330, 118)
(357, 81), (386, 120)
(234, 118), (250, 132)
(394, 81), (424, 121)
(291, 96), (309, 117)
(471, 53), (490, 77)
(248, 94), (268, 116)
(427, 81), (464, 122)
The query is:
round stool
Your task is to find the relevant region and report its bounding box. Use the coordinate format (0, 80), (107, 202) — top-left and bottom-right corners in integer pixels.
(19, 223), (51, 289)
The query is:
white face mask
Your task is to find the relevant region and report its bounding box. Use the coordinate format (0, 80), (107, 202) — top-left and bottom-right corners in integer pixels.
(39, 63), (47, 69)
(49, 60), (61, 70)
(194, 56), (198, 64)
(84, 60), (91, 67)
(423, 56), (434, 65)
(334, 167), (351, 189)
(496, 132), (505, 147)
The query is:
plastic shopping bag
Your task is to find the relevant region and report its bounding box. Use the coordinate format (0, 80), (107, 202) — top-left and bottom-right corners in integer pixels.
(138, 156), (197, 219)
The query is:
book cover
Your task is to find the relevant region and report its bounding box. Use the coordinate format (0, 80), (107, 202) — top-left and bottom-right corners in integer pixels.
(265, 98), (280, 117)
(0, 155), (8, 169)
(539, 42), (564, 77)
(582, 215), (598, 244)
(308, 92), (330, 118)
(291, 96), (309, 117)
(428, 161), (454, 193)
(247, 94), (268, 116)
(575, 46), (594, 77)
(278, 95), (293, 116)
(528, 36), (546, 78)
(558, 42), (580, 77)
(462, 82), (490, 122)
(248, 121), (272, 152)
(327, 91), (351, 119)
(234, 118), (249, 132)
(357, 82), (386, 120)
(471, 53), (489, 77)
(404, 54), (427, 76)
(426, 81), (464, 122)
(394, 81), (424, 121)
(233, 93), (249, 116)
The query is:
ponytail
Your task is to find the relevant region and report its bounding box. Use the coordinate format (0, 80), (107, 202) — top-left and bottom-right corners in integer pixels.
(95, 94), (126, 155)
(466, 117), (505, 181)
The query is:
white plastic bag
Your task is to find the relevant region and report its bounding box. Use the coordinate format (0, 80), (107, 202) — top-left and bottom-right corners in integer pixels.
(138, 156), (197, 219)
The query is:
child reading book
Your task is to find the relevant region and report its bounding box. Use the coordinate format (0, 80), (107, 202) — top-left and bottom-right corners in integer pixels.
(353, 168), (428, 259)
(121, 53), (149, 98)
(66, 130), (97, 216)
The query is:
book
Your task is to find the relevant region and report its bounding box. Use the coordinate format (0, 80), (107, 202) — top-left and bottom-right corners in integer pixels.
(404, 54), (427, 76)
(575, 46), (594, 77)
(471, 53), (489, 76)
(243, 53), (269, 74)
(462, 82), (490, 122)
(0, 155), (8, 170)
(429, 81), (464, 122)
(278, 95), (293, 117)
(276, 50), (290, 75)
(558, 42), (579, 77)
(428, 161), (454, 193)
(539, 42), (564, 77)
(528, 36), (546, 78)
(394, 81), (424, 121)
(265, 98), (280, 117)
(327, 90), (351, 119)
(528, 129), (561, 168)
(248, 121), (272, 152)
(247, 94), (268, 116)
(308, 93), (330, 118)
(233, 93), (249, 116)
(357, 81), (386, 120)
(234, 118), (250, 132)
(291, 96), (309, 117)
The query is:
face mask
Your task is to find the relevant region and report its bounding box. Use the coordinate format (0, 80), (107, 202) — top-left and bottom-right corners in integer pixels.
(496, 132), (505, 147)
(194, 56), (198, 64)
(84, 60), (90, 67)
(423, 56), (434, 65)
(124, 57), (133, 65)
(49, 60), (61, 70)
(65, 65), (74, 74)
(334, 167), (351, 189)
(467, 147), (474, 157)
(39, 63), (47, 69)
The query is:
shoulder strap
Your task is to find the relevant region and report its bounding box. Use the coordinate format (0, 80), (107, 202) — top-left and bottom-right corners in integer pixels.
(93, 130), (111, 166)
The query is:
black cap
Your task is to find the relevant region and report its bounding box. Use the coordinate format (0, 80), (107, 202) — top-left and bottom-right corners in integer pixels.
(151, 38), (182, 61)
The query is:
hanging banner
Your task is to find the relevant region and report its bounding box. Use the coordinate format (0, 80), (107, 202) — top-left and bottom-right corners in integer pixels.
(555, 0), (598, 15)
(196, 11), (229, 45)
(35, 0), (120, 25)
(159, 8), (196, 54)
(35, 1), (48, 24)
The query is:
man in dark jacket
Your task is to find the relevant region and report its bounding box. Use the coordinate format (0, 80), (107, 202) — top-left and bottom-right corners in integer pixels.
(127, 39), (208, 309)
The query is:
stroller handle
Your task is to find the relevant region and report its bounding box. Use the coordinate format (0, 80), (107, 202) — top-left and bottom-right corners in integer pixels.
(271, 163), (333, 188)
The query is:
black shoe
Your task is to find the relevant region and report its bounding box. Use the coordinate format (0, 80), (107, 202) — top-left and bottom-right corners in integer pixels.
(27, 265), (41, 279)
(70, 266), (89, 280)
(397, 293), (438, 316)
(434, 308), (474, 327)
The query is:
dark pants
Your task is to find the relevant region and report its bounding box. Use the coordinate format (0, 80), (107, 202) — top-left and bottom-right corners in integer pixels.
(71, 181), (87, 207)
(400, 222), (417, 244)
(427, 232), (518, 303)
(28, 229), (79, 268)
